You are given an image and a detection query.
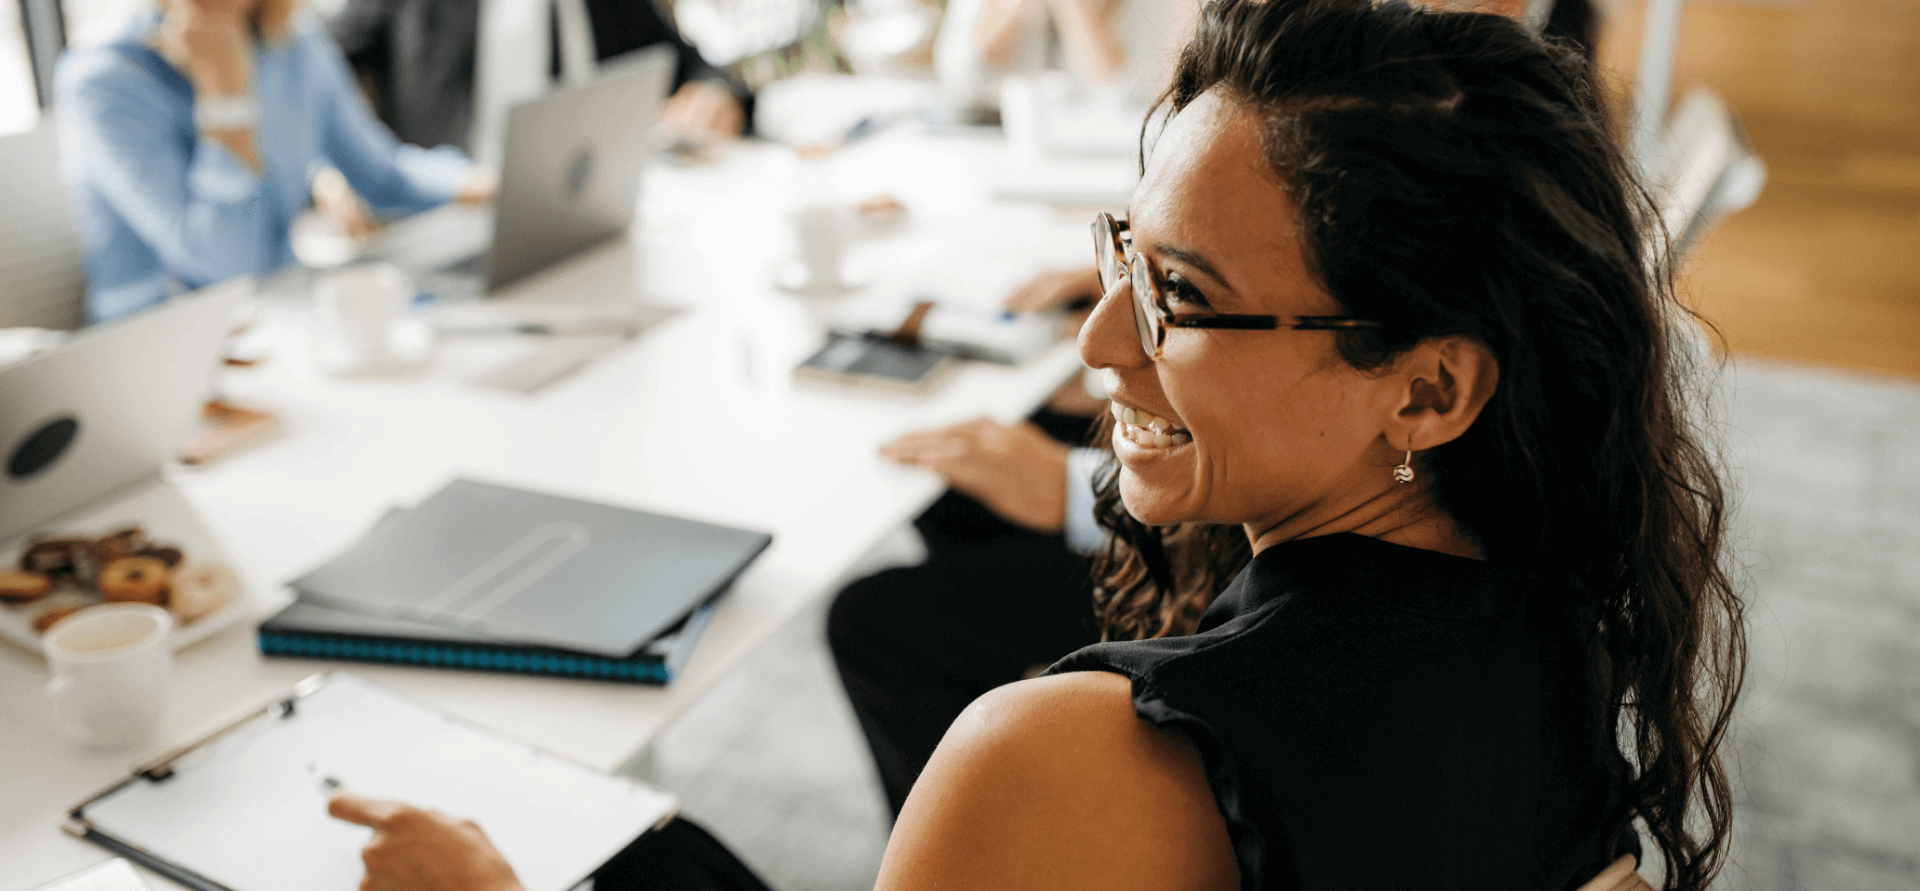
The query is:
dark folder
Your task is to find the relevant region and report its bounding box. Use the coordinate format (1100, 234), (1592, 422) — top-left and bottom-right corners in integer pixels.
(288, 479), (772, 658)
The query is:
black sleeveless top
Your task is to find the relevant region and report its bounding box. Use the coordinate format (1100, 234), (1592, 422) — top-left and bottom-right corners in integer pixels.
(1047, 534), (1634, 890)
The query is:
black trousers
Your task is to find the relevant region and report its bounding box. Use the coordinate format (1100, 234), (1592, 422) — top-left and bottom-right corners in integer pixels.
(593, 818), (773, 891)
(827, 411), (1101, 817)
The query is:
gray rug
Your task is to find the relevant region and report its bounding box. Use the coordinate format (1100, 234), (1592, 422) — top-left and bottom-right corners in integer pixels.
(626, 358), (1920, 891)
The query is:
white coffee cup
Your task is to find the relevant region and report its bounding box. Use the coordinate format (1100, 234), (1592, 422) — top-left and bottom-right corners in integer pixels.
(44, 603), (173, 751)
(782, 205), (855, 294)
(315, 263), (415, 360)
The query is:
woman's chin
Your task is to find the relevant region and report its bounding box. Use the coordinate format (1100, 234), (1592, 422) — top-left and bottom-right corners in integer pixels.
(1117, 474), (1190, 527)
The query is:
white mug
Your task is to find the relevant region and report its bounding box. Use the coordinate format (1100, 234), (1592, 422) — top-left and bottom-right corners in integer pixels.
(44, 603), (173, 751)
(788, 205), (852, 293)
(315, 263), (414, 359)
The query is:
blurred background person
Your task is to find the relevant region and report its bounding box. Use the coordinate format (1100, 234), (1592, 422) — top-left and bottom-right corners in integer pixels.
(326, 0), (747, 155)
(56, 0), (493, 322)
(933, 0), (1194, 112)
(315, 0), (747, 237)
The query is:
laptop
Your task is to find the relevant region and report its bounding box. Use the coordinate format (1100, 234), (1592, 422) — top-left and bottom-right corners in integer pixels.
(367, 45), (676, 298)
(0, 278), (250, 541)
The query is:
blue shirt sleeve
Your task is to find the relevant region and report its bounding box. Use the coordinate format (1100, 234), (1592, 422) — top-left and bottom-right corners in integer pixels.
(58, 54), (278, 298)
(306, 26), (469, 215)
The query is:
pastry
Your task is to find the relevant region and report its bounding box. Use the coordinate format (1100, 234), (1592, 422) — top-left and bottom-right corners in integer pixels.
(33, 606), (79, 635)
(93, 527), (151, 564)
(99, 556), (170, 606)
(169, 562), (240, 623)
(139, 546), (185, 568)
(0, 570), (52, 603)
(20, 537), (87, 577)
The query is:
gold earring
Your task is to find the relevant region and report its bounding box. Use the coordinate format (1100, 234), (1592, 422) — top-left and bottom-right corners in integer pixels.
(1392, 443), (1415, 484)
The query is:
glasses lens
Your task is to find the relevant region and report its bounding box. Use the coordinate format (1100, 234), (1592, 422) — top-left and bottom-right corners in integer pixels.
(1092, 216), (1119, 293)
(1129, 254), (1160, 357)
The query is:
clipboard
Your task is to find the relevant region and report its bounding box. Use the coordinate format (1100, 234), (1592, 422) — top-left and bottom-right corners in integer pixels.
(64, 673), (678, 891)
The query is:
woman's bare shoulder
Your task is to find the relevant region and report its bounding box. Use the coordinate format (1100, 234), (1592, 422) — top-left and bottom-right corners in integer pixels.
(874, 671), (1237, 891)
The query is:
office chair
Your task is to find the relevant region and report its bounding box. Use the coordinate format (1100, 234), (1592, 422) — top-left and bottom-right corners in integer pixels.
(1649, 85), (1768, 267)
(0, 117), (88, 330)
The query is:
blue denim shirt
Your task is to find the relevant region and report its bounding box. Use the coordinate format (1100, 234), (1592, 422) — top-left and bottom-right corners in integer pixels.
(56, 13), (471, 321)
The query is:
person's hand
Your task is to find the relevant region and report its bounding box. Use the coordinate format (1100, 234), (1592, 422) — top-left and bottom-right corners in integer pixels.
(154, 0), (254, 97)
(1003, 267), (1103, 315)
(455, 167), (499, 205)
(660, 81), (744, 144)
(882, 418), (1071, 533)
(311, 167), (380, 238)
(328, 793), (527, 891)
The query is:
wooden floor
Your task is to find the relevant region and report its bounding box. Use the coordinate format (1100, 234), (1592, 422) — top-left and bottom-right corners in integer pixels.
(1598, 0), (1920, 380)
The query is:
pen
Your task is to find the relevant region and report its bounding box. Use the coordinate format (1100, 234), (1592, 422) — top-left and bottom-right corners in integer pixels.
(308, 762), (345, 795)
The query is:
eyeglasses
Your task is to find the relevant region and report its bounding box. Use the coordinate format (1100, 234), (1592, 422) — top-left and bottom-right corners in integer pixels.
(1092, 212), (1380, 360)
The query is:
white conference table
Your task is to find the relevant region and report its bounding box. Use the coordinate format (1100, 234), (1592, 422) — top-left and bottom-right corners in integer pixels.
(0, 127), (1119, 889)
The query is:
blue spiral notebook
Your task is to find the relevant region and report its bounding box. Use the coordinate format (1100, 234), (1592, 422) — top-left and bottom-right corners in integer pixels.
(257, 598), (715, 684)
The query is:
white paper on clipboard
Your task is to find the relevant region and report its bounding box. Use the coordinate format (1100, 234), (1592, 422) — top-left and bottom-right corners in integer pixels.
(72, 673), (675, 891)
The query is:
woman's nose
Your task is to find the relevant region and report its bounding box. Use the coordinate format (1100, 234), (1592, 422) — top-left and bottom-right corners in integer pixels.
(1079, 275), (1150, 371)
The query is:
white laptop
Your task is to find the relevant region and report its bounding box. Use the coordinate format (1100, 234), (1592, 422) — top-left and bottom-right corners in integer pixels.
(0, 278), (255, 652)
(367, 45), (677, 298)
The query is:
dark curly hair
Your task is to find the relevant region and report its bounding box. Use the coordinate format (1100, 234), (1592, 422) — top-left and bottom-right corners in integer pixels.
(1084, 1), (1745, 887)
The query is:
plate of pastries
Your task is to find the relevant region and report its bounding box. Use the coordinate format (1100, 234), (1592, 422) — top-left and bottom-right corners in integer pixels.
(0, 522), (248, 652)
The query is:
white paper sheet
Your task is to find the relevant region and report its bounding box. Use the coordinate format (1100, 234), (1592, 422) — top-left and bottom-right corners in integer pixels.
(79, 674), (675, 891)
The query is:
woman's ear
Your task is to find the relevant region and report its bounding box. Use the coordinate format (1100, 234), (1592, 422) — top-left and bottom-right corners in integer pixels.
(1386, 335), (1499, 452)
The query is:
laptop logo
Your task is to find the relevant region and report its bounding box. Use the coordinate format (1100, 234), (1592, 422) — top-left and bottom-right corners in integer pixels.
(7, 416), (78, 481)
(563, 146), (595, 200)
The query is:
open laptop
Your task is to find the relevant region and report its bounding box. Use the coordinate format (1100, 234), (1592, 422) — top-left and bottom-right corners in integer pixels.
(367, 45), (676, 298)
(0, 278), (250, 541)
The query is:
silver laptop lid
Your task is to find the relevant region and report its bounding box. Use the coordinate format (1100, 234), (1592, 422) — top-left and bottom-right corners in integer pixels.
(486, 45), (676, 291)
(0, 278), (250, 540)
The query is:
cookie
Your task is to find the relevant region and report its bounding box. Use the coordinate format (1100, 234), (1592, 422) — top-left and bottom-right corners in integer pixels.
(0, 570), (52, 603)
(169, 562), (240, 623)
(33, 606), (80, 635)
(99, 556), (170, 606)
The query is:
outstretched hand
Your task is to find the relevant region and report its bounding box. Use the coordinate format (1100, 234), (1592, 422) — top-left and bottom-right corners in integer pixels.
(661, 81), (745, 144)
(882, 418), (1071, 533)
(328, 793), (526, 891)
(1002, 267), (1103, 316)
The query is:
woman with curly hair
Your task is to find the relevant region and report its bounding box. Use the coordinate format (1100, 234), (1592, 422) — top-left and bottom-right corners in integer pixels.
(330, 1), (1745, 888)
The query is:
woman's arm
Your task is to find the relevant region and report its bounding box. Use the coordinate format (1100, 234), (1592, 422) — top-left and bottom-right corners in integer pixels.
(1047, 0), (1126, 85)
(876, 671), (1237, 891)
(973, 0), (1041, 67)
(310, 27), (475, 216)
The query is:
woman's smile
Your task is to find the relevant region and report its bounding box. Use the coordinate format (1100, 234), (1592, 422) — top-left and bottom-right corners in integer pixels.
(1108, 399), (1192, 450)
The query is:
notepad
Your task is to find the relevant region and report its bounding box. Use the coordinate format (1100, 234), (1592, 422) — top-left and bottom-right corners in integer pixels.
(68, 673), (676, 891)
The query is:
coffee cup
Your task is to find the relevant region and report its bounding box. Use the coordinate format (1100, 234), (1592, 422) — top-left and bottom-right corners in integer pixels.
(779, 205), (858, 295)
(316, 263), (414, 360)
(43, 603), (173, 751)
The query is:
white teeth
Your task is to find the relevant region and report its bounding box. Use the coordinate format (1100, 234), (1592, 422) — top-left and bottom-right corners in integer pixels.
(1109, 402), (1189, 449)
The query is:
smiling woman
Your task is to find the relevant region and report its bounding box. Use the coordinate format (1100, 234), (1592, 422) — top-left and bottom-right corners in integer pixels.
(1036, 0), (1745, 888)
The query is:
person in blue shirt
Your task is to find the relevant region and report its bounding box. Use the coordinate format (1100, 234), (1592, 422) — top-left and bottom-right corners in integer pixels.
(56, 0), (493, 322)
